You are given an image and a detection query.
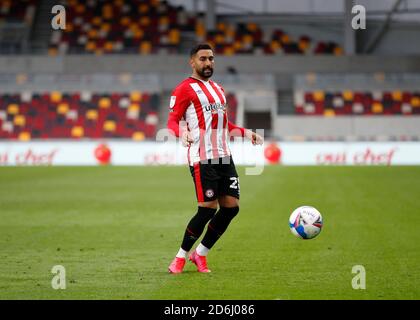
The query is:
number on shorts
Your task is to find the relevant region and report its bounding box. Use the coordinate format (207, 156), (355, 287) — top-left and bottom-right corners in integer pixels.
(230, 177), (239, 189)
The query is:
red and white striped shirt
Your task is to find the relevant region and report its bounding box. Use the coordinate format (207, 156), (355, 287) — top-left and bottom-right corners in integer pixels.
(167, 77), (245, 166)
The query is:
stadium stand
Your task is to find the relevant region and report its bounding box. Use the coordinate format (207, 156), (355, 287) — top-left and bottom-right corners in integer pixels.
(0, 0), (36, 22)
(0, 90), (237, 140)
(0, 0), (419, 142)
(0, 0), (37, 53)
(205, 22), (342, 55)
(47, 0), (342, 55)
(0, 91), (160, 140)
(48, 0), (190, 55)
(295, 90), (420, 116)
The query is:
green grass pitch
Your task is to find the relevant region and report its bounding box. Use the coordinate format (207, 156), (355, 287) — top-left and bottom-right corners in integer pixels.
(0, 166), (419, 300)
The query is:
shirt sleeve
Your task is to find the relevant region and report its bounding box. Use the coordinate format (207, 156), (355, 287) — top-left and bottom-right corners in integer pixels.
(228, 121), (245, 137)
(167, 85), (191, 137)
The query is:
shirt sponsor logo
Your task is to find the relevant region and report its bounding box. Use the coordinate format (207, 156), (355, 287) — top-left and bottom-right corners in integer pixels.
(204, 102), (226, 114)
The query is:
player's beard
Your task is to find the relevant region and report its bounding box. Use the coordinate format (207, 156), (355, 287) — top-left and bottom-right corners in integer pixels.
(198, 67), (213, 79)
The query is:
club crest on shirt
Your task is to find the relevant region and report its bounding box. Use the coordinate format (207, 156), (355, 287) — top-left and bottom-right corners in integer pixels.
(205, 189), (215, 198)
(169, 96), (176, 109)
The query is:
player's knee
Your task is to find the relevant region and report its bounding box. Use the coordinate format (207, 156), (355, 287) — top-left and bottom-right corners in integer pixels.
(221, 206), (239, 219)
(198, 206), (217, 220)
(199, 200), (218, 210)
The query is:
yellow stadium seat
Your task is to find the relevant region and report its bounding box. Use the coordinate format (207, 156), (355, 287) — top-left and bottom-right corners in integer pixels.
(206, 40), (215, 49)
(86, 109), (98, 120)
(226, 26), (235, 38)
(129, 103), (140, 112)
(102, 4), (112, 12)
(298, 40), (309, 52)
(132, 131), (145, 141)
(334, 47), (344, 56)
(129, 23), (139, 32)
(270, 40), (280, 51)
(223, 46), (235, 56)
(140, 41), (152, 54)
(104, 41), (114, 51)
(51, 91), (62, 103)
(86, 41), (96, 51)
(159, 16), (169, 26)
(392, 91), (402, 101)
(120, 17), (131, 26)
(104, 120), (116, 132)
(103, 10), (113, 20)
(88, 29), (98, 39)
(57, 103), (69, 114)
(195, 23), (206, 37)
(169, 29), (180, 44)
(18, 132), (31, 141)
(333, 46), (344, 56)
(48, 47), (58, 56)
(130, 91), (142, 102)
(65, 23), (74, 33)
(411, 97), (420, 107)
(216, 22), (226, 32)
(71, 126), (84, 138)
(99, 97), (111, 109)
(139, 3), (149, 13)
(101, 23), (111, 32)
(247, 23), (258, 32)
(324, 109), (335, 117)
(140, 16), (151, 26)
(133, 29), (144, 39)
(313, 91), (325, 102)
(343, 90), (354, 101)
(231, 41), (241, 50)
(75, 4), (85, 14)
(7, 104), (19, 115)
(243, 34), (253, 44)
(372, 102), (383, 113)
(92, 17), (102, 26)
(215, 34), (225, 44)
(281, 34), (290, 44)
(14, 115), (25, 126)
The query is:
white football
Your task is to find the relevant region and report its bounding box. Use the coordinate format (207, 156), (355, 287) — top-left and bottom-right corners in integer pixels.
(289, 206), (323, 239)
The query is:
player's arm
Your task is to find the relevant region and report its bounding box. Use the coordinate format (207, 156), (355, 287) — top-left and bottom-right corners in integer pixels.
(221, 83), (263, 145)
(228, 121), (263, 145)
(167, 86), (194, 146)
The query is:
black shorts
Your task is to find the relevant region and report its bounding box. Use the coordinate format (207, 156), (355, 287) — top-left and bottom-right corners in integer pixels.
(190, 156), (240, 202)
